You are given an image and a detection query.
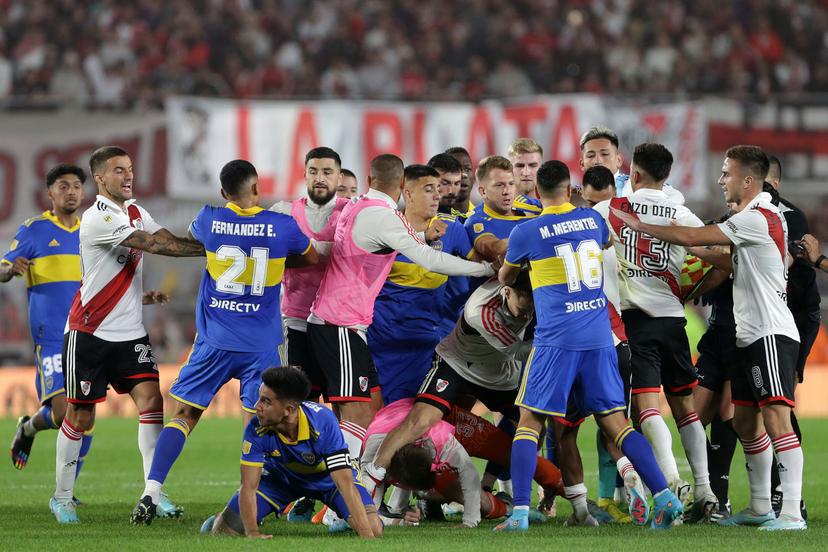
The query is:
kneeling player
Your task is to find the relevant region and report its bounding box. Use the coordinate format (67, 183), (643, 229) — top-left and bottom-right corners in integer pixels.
(202, 367), (381, 539)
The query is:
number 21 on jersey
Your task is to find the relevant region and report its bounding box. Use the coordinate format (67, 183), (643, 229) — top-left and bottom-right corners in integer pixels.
(215, 245), (269, 296)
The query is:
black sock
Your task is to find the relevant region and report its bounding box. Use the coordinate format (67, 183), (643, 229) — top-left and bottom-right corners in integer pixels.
(708, 415), (738, 505)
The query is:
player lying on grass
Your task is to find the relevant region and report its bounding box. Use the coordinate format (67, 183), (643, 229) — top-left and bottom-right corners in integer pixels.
(361, 398), (564, 527)
(201, 366), (382, 539)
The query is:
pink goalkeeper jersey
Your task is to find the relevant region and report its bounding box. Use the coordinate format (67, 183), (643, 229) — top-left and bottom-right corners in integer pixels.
(280, 197), (347, 320)
(310, 197), (397, 327)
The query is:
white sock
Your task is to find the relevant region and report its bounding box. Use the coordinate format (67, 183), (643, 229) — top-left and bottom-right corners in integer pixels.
(23, 416), (39, 437)
(142, 480), (163, 505)
(771, 433), (804, 520)
(339, 420), (366, 461)
(676, 412), (711, 497)
(564, 483), (589, 520)
(740, 433), (773, 514)
(497, 479), (513, 495)
(55, 420), (83, 502)
(138, 410), (163, 481)
(639, 408), (679, 482)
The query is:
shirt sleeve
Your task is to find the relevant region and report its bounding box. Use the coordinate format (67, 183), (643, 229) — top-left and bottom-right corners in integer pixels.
(717, 209), (768, 246)
(2, 223), (35, 265)
(138, 206), (163, 235)
(354, 207), (493, 277)
(439, 436), (481, 527)
(84, 208), (137, 247)
(318, 409), (354, 473)
(283, 216), (312, 255)
(467, 299), (526, 356)
(240, 422), (266, 467)
(503, 224), (529, 267)
(677, 207), (705, 228)
(465, 215), (495, 246)
(450, 221), (474, 259)
(188, 206), (208, 243)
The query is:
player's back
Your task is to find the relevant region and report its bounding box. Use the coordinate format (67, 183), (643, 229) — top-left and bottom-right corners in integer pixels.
(190, 203), (310, 352)
(602, 188), (703, 318)
(505, 204), (612, 351)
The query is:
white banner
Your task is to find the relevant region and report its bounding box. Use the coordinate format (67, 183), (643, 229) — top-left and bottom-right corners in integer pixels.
(166, 95), (708, 201)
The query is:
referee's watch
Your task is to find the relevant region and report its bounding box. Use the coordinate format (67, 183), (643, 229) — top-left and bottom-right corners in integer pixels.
(816, 254), (827, 270)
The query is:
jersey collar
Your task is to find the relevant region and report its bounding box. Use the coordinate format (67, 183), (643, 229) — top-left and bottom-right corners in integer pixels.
(540, 203), (576, 215)
(96, 194), (135, 213)
(277, 407), (311, 445)
(483, 203), (526, 221)
(226, 202), (264, 216)
(42, 210), (80, 232)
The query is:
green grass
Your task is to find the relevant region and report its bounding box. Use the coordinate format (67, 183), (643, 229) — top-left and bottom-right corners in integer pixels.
(2, 416), (826, 550)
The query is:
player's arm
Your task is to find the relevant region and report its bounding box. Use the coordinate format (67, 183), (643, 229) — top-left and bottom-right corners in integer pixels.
(610, 207), (731, 247)
(328, 458), (376, 538)
(238, 463), (271, 539)
(499, 224), (527, 285)
(442, 438), (482, 528)
(687, 245), (733, 273)
(0, 258), (31, 283)
(473, 234), (508, 263)
(120, 230), (206, 257)
(684, 267), (730, 302)
(1, 225), (34, 283)
(799, 234), (828, 273)
(284, 243), (318, 268)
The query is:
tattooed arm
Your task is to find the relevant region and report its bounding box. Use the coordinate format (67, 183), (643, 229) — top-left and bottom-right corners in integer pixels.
(121, 230), (205, 257)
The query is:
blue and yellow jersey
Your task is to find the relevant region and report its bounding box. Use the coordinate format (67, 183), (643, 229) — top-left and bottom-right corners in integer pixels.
(371, 215), (472, 343)
(504, 203), (613, 351)
(190, 202), (311, 352)
(241, 402), (354, 491)
(512, 194), (543, 216)
(2, 211), (80, 342)
(465, 203), (536, 247)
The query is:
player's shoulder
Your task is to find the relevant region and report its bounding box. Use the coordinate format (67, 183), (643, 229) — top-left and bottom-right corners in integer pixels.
(268, 199), (294, 216)
(513, 194), (543, 214)
(592, 199), (611, 218)
(21, 211), (52, 229)
(301, 401), (337, 436)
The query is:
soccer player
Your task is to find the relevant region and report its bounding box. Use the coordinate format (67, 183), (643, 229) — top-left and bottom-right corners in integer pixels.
(337, 168), (359, 198)
(427, 154), (463, 216)
(307, 154), (494, 463)
(494, 160), (682, 531)
(130, 160), (317, 524)
(53, 146), (204, 524)
(271, 147), (349, 401)
(5, 165), (93, 475)
(508, 137), (544, 215)
(445, 146), (476, 218)
(368, 165), (472, 405)
(201, 366), (382, 539)
(597, 143), (714, 515)
(610, 145), (807, 531)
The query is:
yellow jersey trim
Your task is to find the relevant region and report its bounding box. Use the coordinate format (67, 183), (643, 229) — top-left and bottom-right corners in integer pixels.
(240, 460), (265, 467)
(41, 211), (80, 232)
(206, 252), (286, 287)
(225, 202), (265, 216)
(276, 407), (310, 444)
(483, 204), (527, 221)
(25, 254), (81, 288)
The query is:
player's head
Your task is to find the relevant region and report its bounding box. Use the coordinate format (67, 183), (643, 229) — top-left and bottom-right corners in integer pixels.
(535, 160), (571, 202)
(387, 444), (436, 491)
(629, 143), (673, 191)
(403, 164), (441, 220)
(504, 269), (534, 320)
(427, 153), (463, 212)
(720, 145), (769, 209)
(476, 155), (515, 215)
(337, 168), (358, 198)
(219, 159), (259, 200)
(46, 163), (86, 215)
(305, 147), (342, 205)
(90, 145), (132, 204)
(579, 126), (623, 175)
(445, 146), (475, 206)
(766, 154), (782, 190)
(257, 366), (312, 427)
(368, 154), (405, 201)
(508, 138), (543, 195)
(580, 165), (615, 208)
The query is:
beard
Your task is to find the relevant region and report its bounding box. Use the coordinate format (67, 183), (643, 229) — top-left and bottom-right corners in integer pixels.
(308, 186), (335, 206)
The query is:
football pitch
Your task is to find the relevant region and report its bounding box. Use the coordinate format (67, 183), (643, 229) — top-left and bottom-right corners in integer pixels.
(2, 416), (826, 551)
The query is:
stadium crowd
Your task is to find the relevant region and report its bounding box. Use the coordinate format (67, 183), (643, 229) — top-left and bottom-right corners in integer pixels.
(1, 0), (827, 106)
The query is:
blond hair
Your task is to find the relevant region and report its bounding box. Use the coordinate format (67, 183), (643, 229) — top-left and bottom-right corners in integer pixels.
(508, 138), (543, 158)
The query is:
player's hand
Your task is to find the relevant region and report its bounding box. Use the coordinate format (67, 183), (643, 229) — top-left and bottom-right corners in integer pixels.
(402, 506), (421, 525)
(425, 218), (447, 241)
(798, 234), (820, 264)
(8, 257), (32, 277)
(245, 531), (272, 539)
(609, 207), (641, 231)
(143, 290), (170, 305)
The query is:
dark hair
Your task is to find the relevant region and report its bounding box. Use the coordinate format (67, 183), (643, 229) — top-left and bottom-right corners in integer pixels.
(261, 366), (311, 404)
(404, 164), (439, 182)
(632, 143), (673, 182)
(536, 160), (570, 195)
(581, 165), (615, 192)
(579, 126), (619, 150)
(89, 146), (128, 175)
(508, 269), (533, 295)
(220, 159), (258, 196)
(387, 444), (436, 490)
(767, 154), (782, 182)
(476, 155), (512, 183)
(47, 164), (86, 188)
(305, 147), (341, 168)
(444, 146), (470, 157)
(341, 168), (356, 179)
(369, 154), (404, 186)
(427, 153), (462, 174)
(725, 145), (769, 181)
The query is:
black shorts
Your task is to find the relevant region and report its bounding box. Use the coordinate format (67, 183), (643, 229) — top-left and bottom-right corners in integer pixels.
(63, 330), (159, 404)
(416, 356), (518, 418)
(731, 334), (798, 408)
(306, 323), (379, 403)
(283, 327), (326, 399)
(622, 309), (697, 396)
(793, 309), (821, 383)
(695, 324), (739, 393)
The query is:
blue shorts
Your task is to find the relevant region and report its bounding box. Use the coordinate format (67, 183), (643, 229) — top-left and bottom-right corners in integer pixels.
(516, 345), (626, 419)
(369, 343), (435, 405)
(35, 340), (65, 404)
(169, 340), (278, 413)
(225, 474), (374, 522)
